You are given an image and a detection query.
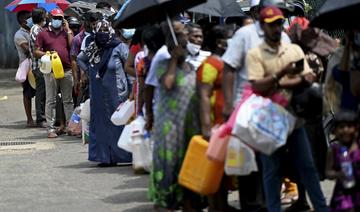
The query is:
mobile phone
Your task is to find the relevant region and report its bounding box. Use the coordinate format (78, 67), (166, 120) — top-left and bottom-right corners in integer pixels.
(295, 58), (304, 69)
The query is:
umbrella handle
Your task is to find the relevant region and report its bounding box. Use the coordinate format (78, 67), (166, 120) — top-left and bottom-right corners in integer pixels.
(166, 15), (179, 46)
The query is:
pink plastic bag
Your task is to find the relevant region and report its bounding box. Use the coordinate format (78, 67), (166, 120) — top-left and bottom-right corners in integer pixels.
(15, 58), (30, 83)
(220, 85), (289, 138)
(206, 125), (230, 162)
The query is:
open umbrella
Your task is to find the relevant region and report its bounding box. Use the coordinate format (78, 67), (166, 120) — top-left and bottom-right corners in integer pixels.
(310, 0), (360, 30)
(64, 1), (97, 18)
(188, 0), (245, 17)
(5, 0), (70, 12)
(114, 0), (206, 29)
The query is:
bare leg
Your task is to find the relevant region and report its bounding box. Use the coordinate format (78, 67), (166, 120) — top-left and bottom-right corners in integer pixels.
(23, 95), (35, 127)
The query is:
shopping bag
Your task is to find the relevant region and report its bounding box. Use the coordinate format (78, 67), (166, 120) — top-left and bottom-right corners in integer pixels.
(206, 125), (230, 162)
(111, 99), (135, 126)
(80, 99), (90, 122)
(15, 58), (30, 83)
(117, 124), (133, 153)
(67, 107), (82, 136)
(233, 94), (296, 155)
(225, 136), (258, 176)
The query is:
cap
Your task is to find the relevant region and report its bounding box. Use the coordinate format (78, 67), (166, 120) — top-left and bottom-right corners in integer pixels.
(260, 6), (285, 23)
(50, 8), (64, 17)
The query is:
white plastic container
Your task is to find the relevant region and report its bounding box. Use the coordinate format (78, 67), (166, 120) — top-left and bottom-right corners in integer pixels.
(40, 52), (52, 74)
(130, 117), (152, 172)
(111, 99), (135, 126)
(117, 124), (133, 153)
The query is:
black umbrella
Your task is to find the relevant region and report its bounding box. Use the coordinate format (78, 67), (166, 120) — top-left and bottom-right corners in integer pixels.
(310, 0), (360, 30)
(114, 0), (206, 29)
(65, 1), (97, 18)
(188, 0), (245, 17)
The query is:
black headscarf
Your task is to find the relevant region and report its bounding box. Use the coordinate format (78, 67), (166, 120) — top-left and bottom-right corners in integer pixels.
(84, 19), (120, 78)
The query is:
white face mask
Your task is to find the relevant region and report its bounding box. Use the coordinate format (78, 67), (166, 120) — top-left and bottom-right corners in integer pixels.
(186, 42), (201, 56)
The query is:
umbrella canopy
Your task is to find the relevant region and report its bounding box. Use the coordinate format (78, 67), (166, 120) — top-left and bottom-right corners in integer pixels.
(310, 0), (360, 30)
(5, 0), (70, 12)
(188, 0), (245, 17)
(114, 0), (207, 28)
(64, 1), (97, 18)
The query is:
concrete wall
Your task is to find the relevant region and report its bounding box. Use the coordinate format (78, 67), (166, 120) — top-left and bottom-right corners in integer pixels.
(0, 0), (20, 68)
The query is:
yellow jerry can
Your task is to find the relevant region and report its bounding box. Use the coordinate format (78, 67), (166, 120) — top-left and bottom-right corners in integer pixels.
(178, 135), (224, 195)
(51, 51), (64, 79)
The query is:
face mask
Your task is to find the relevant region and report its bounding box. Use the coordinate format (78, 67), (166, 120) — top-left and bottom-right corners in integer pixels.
(51, 19), (62, 29)
(186, 42), (201, 56)
(354, 33), (360, 47)
(121, 28), (135, 40)
(95, 32), (110, 46)
(42, 21), (47, 27)
(26, 18), (33, 29)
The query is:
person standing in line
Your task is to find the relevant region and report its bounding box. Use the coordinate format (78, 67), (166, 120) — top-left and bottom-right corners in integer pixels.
(221, 0), (291, 210)
(14, 11), (36, 128)
(29, 7), (47, 128)
(77, 20), (132, 166)
(34, 8), (75, 138)
(246, 6), (328, 211)
(197, 25), (235, 211)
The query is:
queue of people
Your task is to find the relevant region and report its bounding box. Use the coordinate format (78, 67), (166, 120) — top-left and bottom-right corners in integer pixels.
(12, 0), (360, 211)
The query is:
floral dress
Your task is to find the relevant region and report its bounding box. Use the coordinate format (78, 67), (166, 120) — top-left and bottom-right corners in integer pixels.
(148, 59), (200, 209)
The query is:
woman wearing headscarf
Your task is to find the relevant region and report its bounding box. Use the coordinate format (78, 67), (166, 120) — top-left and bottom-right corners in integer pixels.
(77, 20), (132, 166)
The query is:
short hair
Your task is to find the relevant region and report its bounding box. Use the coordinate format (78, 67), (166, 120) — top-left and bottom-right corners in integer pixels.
(142, 25), (164, 53)
(334, 110), (358, 129)
(32, 8), (46, 24)
(186, 23), (202, 35)
(206, 25), (233, 52)
(96, 2), (111, 9)
(17, 11), (30, 25)
(83, 11), (102, 23)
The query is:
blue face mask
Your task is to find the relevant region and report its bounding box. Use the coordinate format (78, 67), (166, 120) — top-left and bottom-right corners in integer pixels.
(26, 18), (33, 29)
(51, 19), (62, 29)
(354, 33), (360, 47)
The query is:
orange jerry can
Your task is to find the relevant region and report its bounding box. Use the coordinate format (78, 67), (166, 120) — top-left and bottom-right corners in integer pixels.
(178, 135), (224, 195)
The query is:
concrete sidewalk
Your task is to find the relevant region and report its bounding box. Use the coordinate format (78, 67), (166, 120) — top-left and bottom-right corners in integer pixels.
(0, 69), (334, 212)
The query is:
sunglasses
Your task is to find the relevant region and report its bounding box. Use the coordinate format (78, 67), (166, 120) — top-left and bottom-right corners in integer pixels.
(53, 16), (63, 20)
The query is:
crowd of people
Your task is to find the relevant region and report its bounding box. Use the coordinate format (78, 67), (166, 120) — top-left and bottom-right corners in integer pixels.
(12, 0), (360, 211)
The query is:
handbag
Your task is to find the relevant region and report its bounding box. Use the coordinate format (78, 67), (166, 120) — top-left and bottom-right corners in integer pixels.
(233, 94), (296, 155)
(15, 58), (30, 83)
(291, 83), (323, 119)
(225, 136), (258, 176)
(111, 99), (135, 126)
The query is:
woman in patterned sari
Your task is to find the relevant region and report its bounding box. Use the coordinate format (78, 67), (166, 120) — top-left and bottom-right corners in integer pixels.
(148, 23), (201, 211)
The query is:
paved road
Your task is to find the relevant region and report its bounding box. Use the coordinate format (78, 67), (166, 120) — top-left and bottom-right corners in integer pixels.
(0, 69), (334, 212)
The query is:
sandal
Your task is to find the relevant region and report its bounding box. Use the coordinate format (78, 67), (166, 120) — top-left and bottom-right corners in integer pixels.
(56, 128), (66, 135)
(48, 131), (58, 138)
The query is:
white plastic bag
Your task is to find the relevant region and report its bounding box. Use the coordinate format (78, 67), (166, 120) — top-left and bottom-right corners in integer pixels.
(225, 136), (258, 176)
(117, 124), (133, 153)
(80, 99), (90, 122)
(15, 58), (30, 83)
(232, 94), (296, 155)
(111, 99), (135, 126)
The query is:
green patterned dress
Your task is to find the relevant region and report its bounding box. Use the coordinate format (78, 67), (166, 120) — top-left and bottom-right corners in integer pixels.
(148, 60), (200, 209)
